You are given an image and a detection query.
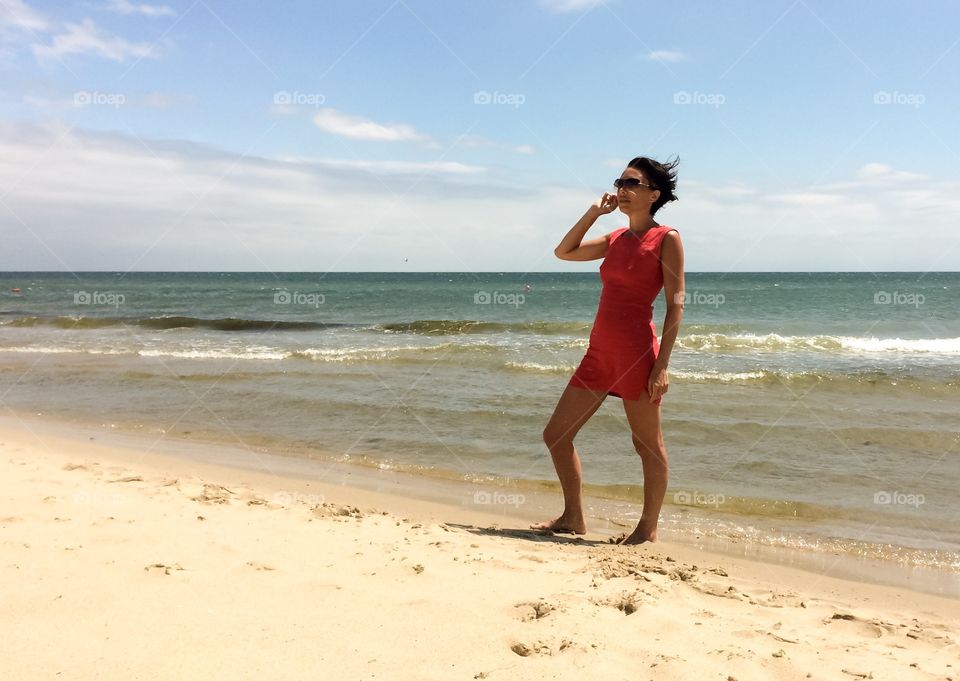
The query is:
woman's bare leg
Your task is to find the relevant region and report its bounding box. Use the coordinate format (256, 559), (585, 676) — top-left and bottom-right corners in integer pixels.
(619, 396), (668, 544)
(530, 382), (608, 534)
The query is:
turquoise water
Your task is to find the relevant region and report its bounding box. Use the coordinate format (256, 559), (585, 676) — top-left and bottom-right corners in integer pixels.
(1, 271), (958, 572)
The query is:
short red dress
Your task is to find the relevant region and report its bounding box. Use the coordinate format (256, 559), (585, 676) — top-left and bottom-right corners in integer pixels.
(568, 225), (678, 403)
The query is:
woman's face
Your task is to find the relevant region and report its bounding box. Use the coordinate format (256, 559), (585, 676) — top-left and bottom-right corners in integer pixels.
(616, 167), (659, 215)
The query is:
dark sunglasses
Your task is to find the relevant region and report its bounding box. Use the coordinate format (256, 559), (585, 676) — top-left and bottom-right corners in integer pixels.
(614, 178), (656, 190)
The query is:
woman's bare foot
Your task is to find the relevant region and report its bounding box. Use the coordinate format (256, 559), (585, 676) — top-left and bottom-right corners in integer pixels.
(530, 514), (587, 535)
(618, 519), (658, 545)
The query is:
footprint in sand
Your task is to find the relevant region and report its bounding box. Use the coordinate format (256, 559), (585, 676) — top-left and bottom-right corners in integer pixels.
(592, 589), (652, 615)
(510, 638), (576, 657)
(755, 591), (806, 608)
(903, 620), (955, 645)
(513, 600), (556, 621)
(824, 612), (894, 639)
(581, 553), (663, 580)
(191, 484), (235, 505)
(311, 503), (363, 519)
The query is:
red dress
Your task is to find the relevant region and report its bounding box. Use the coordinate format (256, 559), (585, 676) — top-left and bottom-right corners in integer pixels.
(568, 225), (678, 403)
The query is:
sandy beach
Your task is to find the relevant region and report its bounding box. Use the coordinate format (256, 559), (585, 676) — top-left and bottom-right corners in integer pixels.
(1, 416), (957, 681)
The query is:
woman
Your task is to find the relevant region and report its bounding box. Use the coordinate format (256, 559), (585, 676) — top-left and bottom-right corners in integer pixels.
(531, 156), (684, 545)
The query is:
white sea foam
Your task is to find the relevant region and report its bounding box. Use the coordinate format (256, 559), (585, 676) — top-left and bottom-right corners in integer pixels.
(677, 333), (960, 354)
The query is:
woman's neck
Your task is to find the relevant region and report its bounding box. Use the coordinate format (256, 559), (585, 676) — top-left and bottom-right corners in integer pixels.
(628, 215), (659, 232)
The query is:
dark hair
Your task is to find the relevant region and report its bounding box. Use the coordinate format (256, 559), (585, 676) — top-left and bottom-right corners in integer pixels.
(627, 155), (679, 216)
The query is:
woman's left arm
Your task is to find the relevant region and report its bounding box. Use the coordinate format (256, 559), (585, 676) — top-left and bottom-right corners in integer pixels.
(648, 230), (685, 403)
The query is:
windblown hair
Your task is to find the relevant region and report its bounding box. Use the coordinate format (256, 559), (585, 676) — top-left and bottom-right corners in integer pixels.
(627, 155), (679, 216)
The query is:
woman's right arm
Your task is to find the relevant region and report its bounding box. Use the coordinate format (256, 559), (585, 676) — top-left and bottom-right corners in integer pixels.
(554, 193), (618, 261)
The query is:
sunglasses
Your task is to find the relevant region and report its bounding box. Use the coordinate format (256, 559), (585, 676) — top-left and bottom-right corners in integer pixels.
(613, 178), (656, 190)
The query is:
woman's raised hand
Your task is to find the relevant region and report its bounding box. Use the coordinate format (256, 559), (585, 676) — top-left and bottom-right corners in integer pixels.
(593, 192), (618, 215)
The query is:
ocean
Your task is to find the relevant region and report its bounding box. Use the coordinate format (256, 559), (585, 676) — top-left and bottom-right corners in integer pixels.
(1, 271), (958, 581)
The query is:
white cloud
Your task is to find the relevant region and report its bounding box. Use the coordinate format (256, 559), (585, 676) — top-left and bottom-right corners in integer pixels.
(0, 0), (48, 33)
(32, 18), (158, 62)
(22, 90), (191, 110)
(647, 49), (686, 63)
(103, 0), (176, 18)
(856, 162), (925, 182)
(281, 156), (488, 176)
(657, 166), (958, 270)
(1, 123), (956, 272)
(0, 122), (573, 271)
(538, 0), (605, 12)
(0, 0), (47, 64)
(514, 144), (535, 155)
(312, 108), (434, 145)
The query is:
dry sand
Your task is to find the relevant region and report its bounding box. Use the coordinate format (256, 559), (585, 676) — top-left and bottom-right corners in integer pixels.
(1, 419), (957, 680)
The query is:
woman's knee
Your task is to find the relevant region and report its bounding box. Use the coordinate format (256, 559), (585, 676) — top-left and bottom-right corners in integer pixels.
(543, 423), (575, 449)
(632, 434), (666, 460)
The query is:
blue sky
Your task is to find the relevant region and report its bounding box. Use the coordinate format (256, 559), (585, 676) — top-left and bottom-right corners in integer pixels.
(1, 0), (958, 271)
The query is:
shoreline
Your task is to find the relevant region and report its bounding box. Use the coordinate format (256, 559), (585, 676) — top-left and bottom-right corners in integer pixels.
(3, 411), (958, 599)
